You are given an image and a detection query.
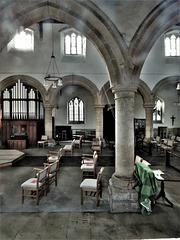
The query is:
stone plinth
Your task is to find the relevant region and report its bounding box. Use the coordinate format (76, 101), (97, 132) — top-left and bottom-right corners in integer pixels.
(108, 174), (140, 213)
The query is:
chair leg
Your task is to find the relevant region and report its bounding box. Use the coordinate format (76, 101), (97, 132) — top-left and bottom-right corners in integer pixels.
(21, 189), (24, 204)
(55, 175), (57, 186)
(81, 189), (83, 205)
(36, 190), (39, 205)
(96, 191), (99, 206)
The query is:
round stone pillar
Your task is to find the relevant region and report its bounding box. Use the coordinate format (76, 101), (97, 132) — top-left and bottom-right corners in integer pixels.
(108, 86), (140, 212)
(0, 103), (2, 147)
(44, 104), (53, 139)
(143, 103), (154, 139)
(94, 104), (104, 139)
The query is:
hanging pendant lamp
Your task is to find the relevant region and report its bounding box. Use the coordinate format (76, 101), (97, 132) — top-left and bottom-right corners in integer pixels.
(44, 23), (62, 88)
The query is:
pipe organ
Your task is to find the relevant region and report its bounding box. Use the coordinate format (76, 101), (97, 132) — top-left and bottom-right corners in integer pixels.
(2, 79), (43, 120)
(2, 79), (44, 148)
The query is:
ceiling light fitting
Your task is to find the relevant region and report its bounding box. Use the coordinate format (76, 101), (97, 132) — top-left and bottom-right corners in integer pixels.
(44, 23), (62, 89)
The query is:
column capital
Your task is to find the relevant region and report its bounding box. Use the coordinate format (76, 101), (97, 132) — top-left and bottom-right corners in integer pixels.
(111, 84), (138, 94)
(43, 102), (54, 109)
(93, 104), (105, 109)
(143, 103), (155, 108)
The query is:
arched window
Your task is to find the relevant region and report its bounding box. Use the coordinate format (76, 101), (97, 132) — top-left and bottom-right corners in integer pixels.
(68, 97), (84, 124)
(64, 32), (86, 56)
(164, 30), (180, 56)
(2, 79), (43, 120)
(7, 27), (34, 52)
(153, 98), (164, 123)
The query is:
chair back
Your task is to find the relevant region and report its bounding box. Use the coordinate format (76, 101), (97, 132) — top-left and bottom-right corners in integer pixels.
(93, 154), (98, 164)
(168, 140), (174, 147)
(58, 148), (63, 159)
(72, 139), (75, 146)
(37, 167), (48, 183)
(156, 136), (160, 142)
(176, 136), (180, 142)
(41, 135), (48, 141)
(93, 151), (97, 158)
(135, 155), (142, 164)
(96, 167), (104, 187)
(49, 161), (59, 174)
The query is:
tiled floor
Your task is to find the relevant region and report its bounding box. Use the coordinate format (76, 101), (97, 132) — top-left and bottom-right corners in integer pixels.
(0, 142), (180, 239)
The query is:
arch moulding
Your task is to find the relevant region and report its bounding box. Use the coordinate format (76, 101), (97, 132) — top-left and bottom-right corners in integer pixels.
(48, 75), (100, 106)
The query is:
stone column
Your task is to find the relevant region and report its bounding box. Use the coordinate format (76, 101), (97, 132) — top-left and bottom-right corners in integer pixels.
(94, 104), (104, 139)
(44, 104), (53, 139)
(0, 103), (2, 147)
(108, 86), (140, 212)
(144, 103), (154, 139)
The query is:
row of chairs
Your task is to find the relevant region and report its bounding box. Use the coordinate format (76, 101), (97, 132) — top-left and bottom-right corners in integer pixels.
(21, 160), (59, 205)
(21, 147), (64, 205)
(152, 136), (175, 152)
(80, 151), (104, 206)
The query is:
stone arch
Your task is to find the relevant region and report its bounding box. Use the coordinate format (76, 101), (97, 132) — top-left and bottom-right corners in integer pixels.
(130, 1), (180, 76)
(100, 81), (113, 105)
(0, 1), (129, 86)
(47, 75), (100, 106)
(0, 75), (47, 103)
(138, 80), (153, 104)
(152, 76), (180, 101)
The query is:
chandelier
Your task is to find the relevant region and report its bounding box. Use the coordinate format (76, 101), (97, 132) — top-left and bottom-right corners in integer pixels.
(44, 23), (62, 88)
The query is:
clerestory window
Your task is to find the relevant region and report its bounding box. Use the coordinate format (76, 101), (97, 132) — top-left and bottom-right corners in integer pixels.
(164, 30), (180, 56)
(68, 97), (84, 124)
(64, 32), (86, 56)
(7, 27), (34, 52)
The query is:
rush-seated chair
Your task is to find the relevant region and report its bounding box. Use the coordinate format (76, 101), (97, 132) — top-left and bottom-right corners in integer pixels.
(80, 167), (104, 206)
(21, 167), (49, 205)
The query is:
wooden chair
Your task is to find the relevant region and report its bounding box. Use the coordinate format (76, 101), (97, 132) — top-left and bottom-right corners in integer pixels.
(37, 135), (48, 148)
(81, 154), (98, 180)
(161, 139), (174, 152)
(81, 151), (97, 164)
(47, 148), (63, 166)
(21, 167), (49, 205)
(80, 167), (104, 206)
(74, 136), (82, 149)
(91, 140), (102, 155)
(135, 155), (143, 164)
(43, 160), (59, 190)
(63, 139), (75, 156)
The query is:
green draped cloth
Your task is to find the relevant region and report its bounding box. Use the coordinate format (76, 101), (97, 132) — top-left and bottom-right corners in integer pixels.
(134, 162), (158, 215)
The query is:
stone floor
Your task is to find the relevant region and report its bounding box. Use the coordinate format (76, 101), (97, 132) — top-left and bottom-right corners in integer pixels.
(0, 141), (180, 239)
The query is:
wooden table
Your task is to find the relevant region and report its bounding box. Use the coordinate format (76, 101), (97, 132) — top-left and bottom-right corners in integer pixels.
(154, 170), (180, 207)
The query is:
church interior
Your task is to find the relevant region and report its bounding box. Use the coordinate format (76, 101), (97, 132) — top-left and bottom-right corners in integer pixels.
(0, 0), (180, 239)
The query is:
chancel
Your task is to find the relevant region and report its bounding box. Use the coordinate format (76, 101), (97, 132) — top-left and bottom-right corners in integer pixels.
(0, 1), (180, 239)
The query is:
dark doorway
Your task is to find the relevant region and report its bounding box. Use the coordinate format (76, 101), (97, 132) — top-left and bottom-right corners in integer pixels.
(103, 105), (115, 141)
